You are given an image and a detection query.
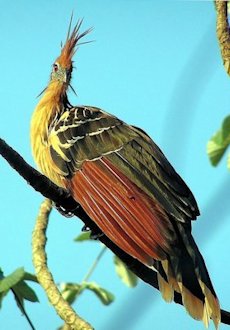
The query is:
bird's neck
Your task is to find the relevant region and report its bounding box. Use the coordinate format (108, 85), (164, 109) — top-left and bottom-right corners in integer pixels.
(31, 80), (68, 136)
(30, 80), (69, 173)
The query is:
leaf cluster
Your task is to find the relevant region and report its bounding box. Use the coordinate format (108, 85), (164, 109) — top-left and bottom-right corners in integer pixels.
(0, 267), (38, 309)
(0, 266), (39, 329)
(57, 232), (139, 329)
(64, 231), (138, 303)
(207, 115), (230, 169)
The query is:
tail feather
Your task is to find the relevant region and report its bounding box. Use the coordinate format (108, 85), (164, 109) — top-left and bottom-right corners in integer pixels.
(157, 271), (219, 329)
(157, 227), (220, 329)
(157, 272), (174, 302)
(178, 223), (221, 328)
(181, 285), (205, 322)
(200, 282), (221, 329)
(161, 259), (180, 293)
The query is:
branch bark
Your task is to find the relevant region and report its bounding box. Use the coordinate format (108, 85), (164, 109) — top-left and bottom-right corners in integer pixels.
(1, 137), (230, 325)
(215, 0), (230, 75)
(32, 198), (93, 330)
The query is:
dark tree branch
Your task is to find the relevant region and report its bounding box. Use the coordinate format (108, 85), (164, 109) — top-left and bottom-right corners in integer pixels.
(0, 137), (230, 325)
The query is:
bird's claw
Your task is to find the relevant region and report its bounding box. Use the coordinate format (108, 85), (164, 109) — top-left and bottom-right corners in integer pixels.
(90, 231), (104, 240)
(81, 225), (104, 240)
(53, 203), (75, 218)
(82, 224), (91, 232)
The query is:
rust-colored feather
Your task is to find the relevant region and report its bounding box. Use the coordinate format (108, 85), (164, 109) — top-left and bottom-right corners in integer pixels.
(66, 157), (177, 265)
(71, 167), (153, 265)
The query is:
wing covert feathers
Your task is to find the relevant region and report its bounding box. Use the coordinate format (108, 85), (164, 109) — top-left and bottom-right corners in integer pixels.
(49, 106), (199, 223)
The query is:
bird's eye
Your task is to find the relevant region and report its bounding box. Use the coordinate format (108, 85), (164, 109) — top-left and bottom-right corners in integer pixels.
(53, 63), (59, 72)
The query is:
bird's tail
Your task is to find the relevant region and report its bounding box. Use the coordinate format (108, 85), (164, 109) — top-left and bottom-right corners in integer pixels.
(156, 223), (220, 329)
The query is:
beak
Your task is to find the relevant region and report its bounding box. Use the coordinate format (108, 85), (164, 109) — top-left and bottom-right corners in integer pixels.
(63, 68), (71, 83)
(63, 71), (68, 83)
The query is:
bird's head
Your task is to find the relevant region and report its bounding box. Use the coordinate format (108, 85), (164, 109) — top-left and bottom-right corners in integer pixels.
(50, 18), (91, 87)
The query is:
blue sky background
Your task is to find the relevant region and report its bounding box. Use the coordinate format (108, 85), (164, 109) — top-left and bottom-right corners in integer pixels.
(1, 1), (230, 329)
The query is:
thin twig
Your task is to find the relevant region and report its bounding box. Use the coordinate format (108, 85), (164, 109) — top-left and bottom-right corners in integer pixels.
(82, 246), (107, 283)
(74, 245), (107, 300)
(32, 199), (93, 330)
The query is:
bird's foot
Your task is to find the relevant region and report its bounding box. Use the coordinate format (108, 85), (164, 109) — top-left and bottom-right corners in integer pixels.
(54, 203), (75, 218)
(81, 225), (104, 240)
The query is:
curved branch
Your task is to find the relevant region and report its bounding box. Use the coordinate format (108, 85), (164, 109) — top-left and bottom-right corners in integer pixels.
(215, 0), (230, 75)
(32, 198), (92, 330)
(1, 137), (230, 325)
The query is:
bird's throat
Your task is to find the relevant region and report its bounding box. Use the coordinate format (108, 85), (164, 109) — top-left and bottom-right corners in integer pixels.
(31, 80), (67, 141)
(41, 80), (68, 108)
(30, 80), (68, 186)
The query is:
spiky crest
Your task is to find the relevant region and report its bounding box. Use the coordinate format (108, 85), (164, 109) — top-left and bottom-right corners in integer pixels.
(56, 16), (92, 69)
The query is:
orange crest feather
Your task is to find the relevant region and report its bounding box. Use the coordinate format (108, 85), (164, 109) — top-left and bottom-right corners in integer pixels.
(56, 17), (92, 69)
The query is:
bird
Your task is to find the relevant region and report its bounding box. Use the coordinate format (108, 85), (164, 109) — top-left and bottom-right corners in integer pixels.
(30, 18), (220, 328)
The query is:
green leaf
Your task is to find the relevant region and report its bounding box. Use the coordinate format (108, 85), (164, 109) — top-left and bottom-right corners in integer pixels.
(23, 272), (38, 283)
(222, 116), (230, 141)
(207, 135), (226, 166)
(13, 281), (39, 303)
(74, 231), (91, 242)
(207, 115), (230, 167)
(0, 268), (4, 281)
(113, 256), (138, 288)
(83, 281), (115, 305)
(60, 281), (114, 306)
(0, 268), (38, 309)
(0, 267), (25, 293)
(12, 289), (24, 313)
(60, 283), (81, 305)
(0, 290), (8, 309)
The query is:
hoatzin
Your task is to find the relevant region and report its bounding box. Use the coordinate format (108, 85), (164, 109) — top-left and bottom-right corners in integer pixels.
(30, 19), (220, 328)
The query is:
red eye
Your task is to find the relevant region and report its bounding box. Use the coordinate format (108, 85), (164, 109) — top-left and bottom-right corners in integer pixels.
(53, 63), (59, 72)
